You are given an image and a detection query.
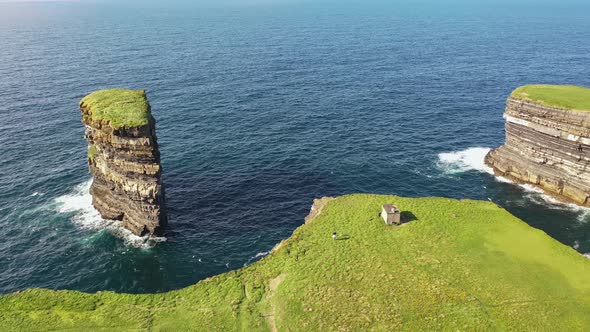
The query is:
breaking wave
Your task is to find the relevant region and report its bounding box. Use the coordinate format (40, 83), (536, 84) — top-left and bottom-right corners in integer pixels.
(437, 147), (494, 175)
(244, 251), (270, 266)
(437, 147), (590, 222)
(53, 180), (166, 249)
(524, 192), (590, 223)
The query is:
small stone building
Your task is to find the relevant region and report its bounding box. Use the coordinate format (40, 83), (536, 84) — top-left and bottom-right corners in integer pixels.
(381, 204), (401, 225)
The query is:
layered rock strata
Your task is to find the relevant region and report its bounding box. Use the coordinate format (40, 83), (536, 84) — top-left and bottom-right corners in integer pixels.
(80, 89), (166, 236)
(485, 87), (590, 206)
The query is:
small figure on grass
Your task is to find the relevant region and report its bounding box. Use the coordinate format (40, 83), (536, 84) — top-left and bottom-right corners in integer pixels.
(332, 232), (337, 241)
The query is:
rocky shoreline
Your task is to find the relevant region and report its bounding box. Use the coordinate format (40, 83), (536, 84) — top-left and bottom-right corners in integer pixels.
(4, 194), (590, 330)
(486, 86), (590, 206)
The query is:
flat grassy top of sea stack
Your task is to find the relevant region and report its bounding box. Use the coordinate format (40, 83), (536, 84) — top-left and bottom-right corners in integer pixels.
(80, 89), (151, 129)
(511, 84), (590, 111)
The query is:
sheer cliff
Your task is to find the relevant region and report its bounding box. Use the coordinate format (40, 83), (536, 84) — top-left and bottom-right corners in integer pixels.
(486, 84), (590, 206)
(80, 89), (166, 236)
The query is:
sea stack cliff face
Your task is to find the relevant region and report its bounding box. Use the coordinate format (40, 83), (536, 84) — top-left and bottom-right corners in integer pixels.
(80, 89), (166, 236)
(485, 85), (590, 206)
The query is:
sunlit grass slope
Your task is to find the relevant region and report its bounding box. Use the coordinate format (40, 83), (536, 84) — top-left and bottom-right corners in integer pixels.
(80, 89), (152, 129)
(511, 84), (590, 111)
(2, 194), (590, 331)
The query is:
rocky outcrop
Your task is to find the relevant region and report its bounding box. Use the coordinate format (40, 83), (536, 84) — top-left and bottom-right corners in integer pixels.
(486, 89), (590, 206)
(304, 197), (335, 224)
(271, 197), (335, 253)
(80, 89), (166, 236)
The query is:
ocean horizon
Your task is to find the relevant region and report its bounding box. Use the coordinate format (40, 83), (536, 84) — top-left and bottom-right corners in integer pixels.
(1, 0), (590, 294)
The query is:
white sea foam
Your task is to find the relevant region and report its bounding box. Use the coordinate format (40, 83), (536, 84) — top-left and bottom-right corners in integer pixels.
(243, 251), (270, 266)
(437, 147), (590, 222)
(254, 251), (269, 258)
(54, 180), (166, 249)
(523, 188), (590, 223)
(519, 184), (545, 194)
(494, 175), (514, 184)
(437, 147), (494, 175)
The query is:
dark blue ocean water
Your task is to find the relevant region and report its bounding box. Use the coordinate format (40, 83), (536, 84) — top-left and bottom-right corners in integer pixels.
(1, 0), (590, 294)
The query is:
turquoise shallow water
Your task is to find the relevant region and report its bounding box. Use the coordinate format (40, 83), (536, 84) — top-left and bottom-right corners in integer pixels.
(1, 0), (590, 294)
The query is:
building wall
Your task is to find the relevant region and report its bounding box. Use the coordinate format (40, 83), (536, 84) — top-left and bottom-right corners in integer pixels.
(380, 209), (388, 224)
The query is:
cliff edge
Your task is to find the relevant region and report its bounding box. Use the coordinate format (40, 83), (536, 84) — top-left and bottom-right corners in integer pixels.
(80, 88), (166, 236)
(486, 84), (590, 206)
(2, 194), (590, 331)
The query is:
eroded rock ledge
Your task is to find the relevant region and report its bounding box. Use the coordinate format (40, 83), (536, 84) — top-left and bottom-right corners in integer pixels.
(485, 85), (590, 206)
(80, 89), (166, 236)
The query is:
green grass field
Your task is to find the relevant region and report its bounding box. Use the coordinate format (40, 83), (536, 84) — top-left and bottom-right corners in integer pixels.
(511, 84), (590, 111)
(80, 89), (152, 129)
(2, 194), (590, 331)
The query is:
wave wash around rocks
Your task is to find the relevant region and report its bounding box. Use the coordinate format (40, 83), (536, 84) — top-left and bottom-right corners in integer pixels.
(486, 84), (590, 207)
(80, 89), (167, 236)
(2, 194), (590, 331)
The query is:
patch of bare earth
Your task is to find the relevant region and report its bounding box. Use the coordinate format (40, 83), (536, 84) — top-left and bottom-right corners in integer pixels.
(304, 197), (335, 224)
(265, 273), (287, 332)
(264, 198), (333, 330)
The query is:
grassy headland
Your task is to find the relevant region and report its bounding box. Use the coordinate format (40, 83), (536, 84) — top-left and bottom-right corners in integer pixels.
(1, 194), (590, 331)
(511, 84), (590, 111)
(80, 89), (152, 129)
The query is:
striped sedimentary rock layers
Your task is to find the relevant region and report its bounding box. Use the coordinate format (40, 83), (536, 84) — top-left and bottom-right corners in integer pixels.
(485, 96), (590, 206)
(80, 90), (166, 236)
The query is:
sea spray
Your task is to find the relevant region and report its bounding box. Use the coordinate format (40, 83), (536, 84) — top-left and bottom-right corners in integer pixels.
(53, 180), (166, 249)
(244, 251), (270, 266)
(437, 147), (493, 175)
(437, 147), (590, 221)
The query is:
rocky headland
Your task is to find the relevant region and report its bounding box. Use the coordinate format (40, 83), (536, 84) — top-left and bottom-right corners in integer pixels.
(80, 89), (166, 236)
(486, 84), (590, 206)
(3, 194), (590, 330)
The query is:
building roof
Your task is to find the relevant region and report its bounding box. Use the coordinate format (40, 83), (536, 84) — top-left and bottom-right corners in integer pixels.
(382, 204), (400, 214)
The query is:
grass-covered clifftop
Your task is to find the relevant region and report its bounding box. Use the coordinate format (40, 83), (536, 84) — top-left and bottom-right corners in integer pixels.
(511, 84), (590, 111)
(2, 194), (590, 331)
(80, 89), (152, 129)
